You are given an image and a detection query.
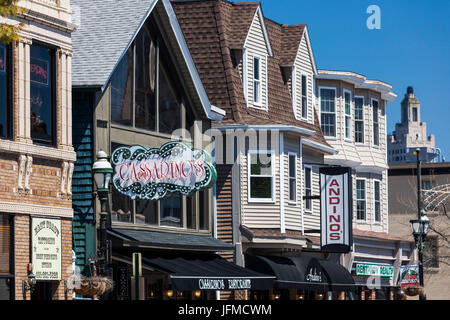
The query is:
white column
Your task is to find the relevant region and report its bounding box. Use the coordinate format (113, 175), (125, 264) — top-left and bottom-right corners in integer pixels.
(67, 54), (72, 146)
(24, 41), (31, 139)
(61, 52), (67, 146)
(18, 41), (25, 139)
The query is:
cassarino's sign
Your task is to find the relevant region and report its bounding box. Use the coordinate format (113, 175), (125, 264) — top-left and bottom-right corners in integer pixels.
(111, 142), (217, 200)
(31, 217), (62, 280)
(320, 167), (353, 253)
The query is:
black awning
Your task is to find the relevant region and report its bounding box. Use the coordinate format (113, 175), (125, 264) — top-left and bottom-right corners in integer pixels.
(140, 252), (275, 291)
(245, 254), (356, 292)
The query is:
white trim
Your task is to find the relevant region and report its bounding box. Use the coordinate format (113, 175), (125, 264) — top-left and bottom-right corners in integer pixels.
(354, 95), (365, 144)
(287, 151), (297, 205)
(247, 150), (275, 203)
(373, 179), (381, 224)
(302, 27), (318, 75)
(243, 48), (248, 102)
(371, 98), (380, 147)
(303, 164), (312, 213)
(300, 139), (304, 235)
(292, 65), (297, 119)
(212, 124), (315, 137)
(343, 88), (352, 142)
(252, 55), (262, 106)
(0, 139), (76, 162)
(243, 6), (273, 57)
(0, 201), (73, 218)
(280, 133), (285, 233)
(355, 177), (367, 222)
(318, 86), (337, 138)
(301, 138), (337, 155)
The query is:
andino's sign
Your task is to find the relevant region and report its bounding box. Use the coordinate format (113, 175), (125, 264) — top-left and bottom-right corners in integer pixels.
(111, 141), (217, 201)
(320, 167), (353, 253)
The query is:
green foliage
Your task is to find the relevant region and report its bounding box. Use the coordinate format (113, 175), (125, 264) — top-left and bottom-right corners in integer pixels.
(0, 0), (26, 44)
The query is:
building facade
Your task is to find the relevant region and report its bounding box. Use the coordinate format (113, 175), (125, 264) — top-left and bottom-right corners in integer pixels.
(0, 0), (76, 300)
(173, 0), (356, 301)
(71, 0), (273, 300)
(388, 86), (439, 164)
(389, 162), (450, 299)
(315, 70), (415, 299)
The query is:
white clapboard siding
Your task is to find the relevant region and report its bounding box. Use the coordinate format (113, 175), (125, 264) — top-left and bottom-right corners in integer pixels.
(245, 10), (269, 110)
(294, 35), (314, 124)
(284, 136), (302, 231)
(302, 151), (321, 231)
(240, 151), (281, 229)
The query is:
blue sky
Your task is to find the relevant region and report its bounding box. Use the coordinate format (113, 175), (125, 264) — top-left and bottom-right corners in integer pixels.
(242, 0), (450, 161)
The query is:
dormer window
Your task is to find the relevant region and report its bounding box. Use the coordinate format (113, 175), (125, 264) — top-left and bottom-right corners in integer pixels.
(253, 56), (261, 105)
(301, 74), (307, 119)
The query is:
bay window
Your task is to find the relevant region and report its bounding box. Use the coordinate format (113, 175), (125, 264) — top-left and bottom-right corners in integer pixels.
(304, 165), (312, 212)
(249, 151), (273, 201)
(356, 179), (366, 221)
(320, 88), (336, 137)
(344, 90), (351, 140)
(288, 153), (296, 203)
(0, 43), (12, 139)
(372, 99), (379, 146)
(374, 180), (381, 223)
(30, 43), (55, 145)
(355, 97), (364, 143)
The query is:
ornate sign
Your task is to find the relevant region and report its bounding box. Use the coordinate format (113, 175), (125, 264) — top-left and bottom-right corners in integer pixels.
(31, 217), (62, 280)
(320, 166), (353, 253)
(398, 265), (419, 288)
(111, 141), (217, 200)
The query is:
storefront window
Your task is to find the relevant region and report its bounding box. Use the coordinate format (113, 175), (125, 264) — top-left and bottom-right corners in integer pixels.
(111, 48), (133, 126)
(160, 193), (182, 228)
(0, 43), (12, 139)
(135, 199), (157, 225)
(0, 214), (12, 300)
(199, 190), (209, 230)
(30, 44), (55, 144)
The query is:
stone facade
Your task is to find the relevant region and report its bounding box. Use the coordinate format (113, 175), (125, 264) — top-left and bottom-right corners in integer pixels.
(0, 0), (75, 300)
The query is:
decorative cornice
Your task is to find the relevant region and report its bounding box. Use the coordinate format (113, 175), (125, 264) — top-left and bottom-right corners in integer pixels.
(0, 201), (73, 218)
(0, 139), (76, 162)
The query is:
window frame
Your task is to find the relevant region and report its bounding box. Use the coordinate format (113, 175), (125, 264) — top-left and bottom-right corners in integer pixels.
(288, 152), (297, 204)
(354, 96), (365, 144)
(373, 179), (381, 224)
(343, 89), (352, 141)
(319, 87), (337, 138)
(301, 73), (308, 120)
(248, 150), (275, 203)
(252, 55), (262, 106)
(356, 178), (367, 222)
(371, 98), (380, 147)
(0, 43), (13, 140)
(303, 164), (312, 213)
(291, 66), (296, 118)
(29, 41), (57, 146)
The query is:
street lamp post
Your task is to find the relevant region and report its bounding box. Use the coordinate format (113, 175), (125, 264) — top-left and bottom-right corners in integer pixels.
(410, 210), (429, 300)
(92, 151), (113, 277)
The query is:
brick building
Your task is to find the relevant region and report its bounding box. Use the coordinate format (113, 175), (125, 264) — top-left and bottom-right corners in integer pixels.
(0, 0), (76, 300)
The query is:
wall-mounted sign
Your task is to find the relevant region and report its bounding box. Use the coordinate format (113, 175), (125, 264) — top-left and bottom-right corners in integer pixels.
(30, 57), (49, 86)
(398, 265), (419, 288)
(31, 217), (62, 280)
(320, 167), (353, 253)
(354, 262), (394, 278)
(111, 141), (217, 200)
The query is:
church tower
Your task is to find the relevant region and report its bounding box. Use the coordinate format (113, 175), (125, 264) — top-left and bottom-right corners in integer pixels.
(388, 87), (437, 163)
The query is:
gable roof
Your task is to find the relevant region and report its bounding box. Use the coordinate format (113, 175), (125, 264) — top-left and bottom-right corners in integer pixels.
(279, 24), (305, 66)
(71, 0), (225, 120)
(172, 0), (330, 147)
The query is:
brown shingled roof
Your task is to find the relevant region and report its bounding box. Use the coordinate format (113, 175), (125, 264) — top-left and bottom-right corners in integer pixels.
(353, 229), (414, 243)
(172, 0), (329, 147)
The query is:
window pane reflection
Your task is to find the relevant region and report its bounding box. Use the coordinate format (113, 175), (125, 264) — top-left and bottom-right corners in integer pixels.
(160, 193), (182, 228)
(158, 63), (180, 134)
(30, 44), (53, 144)
(0, 43), (9, 138)
(135, 27), (156, 131)
(135, 199), (157, 225)
(111, 48), (133, 126)
(111, 187), (133, 223)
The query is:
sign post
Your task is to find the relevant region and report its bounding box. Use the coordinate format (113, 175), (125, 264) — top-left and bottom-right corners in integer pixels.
(320, 167), (353, 253)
